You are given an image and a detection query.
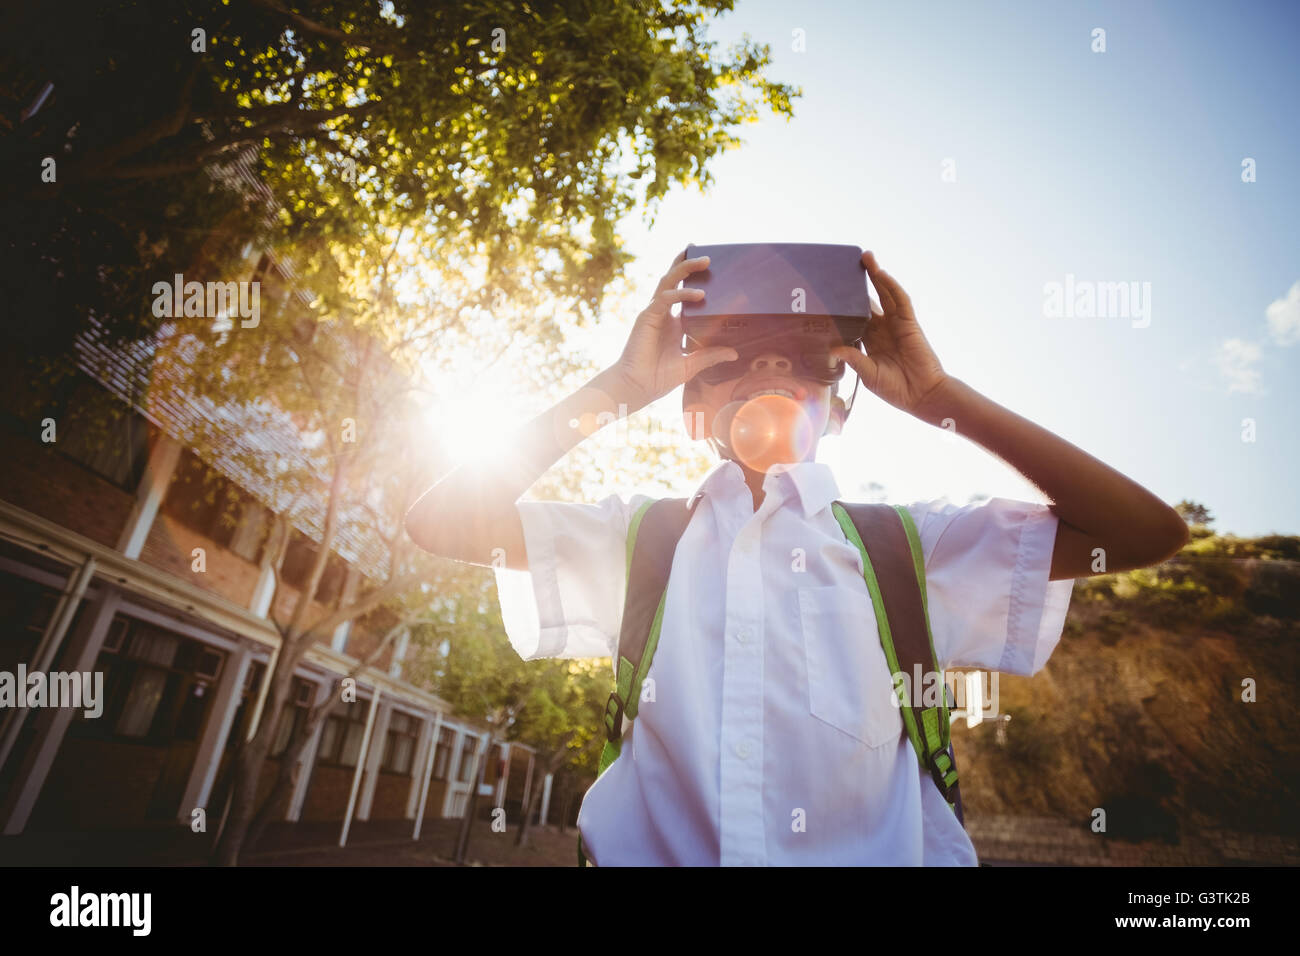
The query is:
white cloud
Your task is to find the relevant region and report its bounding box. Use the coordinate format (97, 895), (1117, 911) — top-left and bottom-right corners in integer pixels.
(1265, 279), (1300, 346)
(1213, 338), (1263, 395)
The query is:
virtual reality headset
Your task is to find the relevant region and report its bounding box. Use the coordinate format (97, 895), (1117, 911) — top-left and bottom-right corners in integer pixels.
(679, 242), (873, 386)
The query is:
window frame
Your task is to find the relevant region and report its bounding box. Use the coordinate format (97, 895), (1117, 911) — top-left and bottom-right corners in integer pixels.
(380, 710), (420, 776)
(77, 618), (226, 746)
(432, 726), (456, 781)
(316, 697), (372, 769)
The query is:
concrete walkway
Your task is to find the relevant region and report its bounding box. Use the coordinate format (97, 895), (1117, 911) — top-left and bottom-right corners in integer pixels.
(0, 816), (582, 867)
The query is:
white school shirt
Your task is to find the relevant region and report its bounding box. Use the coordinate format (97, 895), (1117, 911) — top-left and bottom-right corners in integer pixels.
(492, 458), (1075, 866)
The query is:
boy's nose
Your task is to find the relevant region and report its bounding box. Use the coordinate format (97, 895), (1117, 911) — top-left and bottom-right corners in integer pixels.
(749, 352), (793, 374)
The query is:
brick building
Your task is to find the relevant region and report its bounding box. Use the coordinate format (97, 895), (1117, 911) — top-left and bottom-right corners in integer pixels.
(0, 269), (558, 857)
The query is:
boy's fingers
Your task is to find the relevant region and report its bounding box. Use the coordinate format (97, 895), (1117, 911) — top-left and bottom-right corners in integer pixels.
(655, 251), (687, 294)
(651, 286), (705, 315)
(683, 345), (739, 382)
(657, 254), (710, 295)
(862, 251), (895, 315)
(832, 345), (876, 386)
(863, 251), (914, 320)
(633, 287), (702, 343)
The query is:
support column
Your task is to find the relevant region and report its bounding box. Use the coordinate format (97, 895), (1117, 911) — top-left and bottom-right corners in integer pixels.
(243, 523), (283, 747)
(495, 742), (510, 809)
(249, 563), (277, 619)
(412, 711), (443, 839)
(117, 433), (182, 559)
(387, 628), (410, 678)
(538, 773), (554, 828)
(440, 729), (467, 819)
(405, 711), (436, 819)
(285, 680), (331, 822)
(248, 516), (286, 621)
(355, 701), (393, 821)
(176, 644), (252, 822)
(0, 587), (122, 835)
(0, 555), (96, 774)
(339, 689), (382, 847)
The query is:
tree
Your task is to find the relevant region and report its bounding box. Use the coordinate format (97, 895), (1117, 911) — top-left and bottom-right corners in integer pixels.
(1, 0), (797, 865)
(143, 205), (718, 865)
(404, 567), (610, 858)
(1174, 500), (1214, 528)
(1, 0), (798, 368)
(512, 658), (609, 847)
(187, 310), (451, 865)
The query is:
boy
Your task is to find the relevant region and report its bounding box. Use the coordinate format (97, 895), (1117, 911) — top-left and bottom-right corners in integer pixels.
(405, 248), (1189, 866)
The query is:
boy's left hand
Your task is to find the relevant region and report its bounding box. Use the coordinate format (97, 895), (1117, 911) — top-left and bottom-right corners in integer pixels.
(831, 251), (951, 418)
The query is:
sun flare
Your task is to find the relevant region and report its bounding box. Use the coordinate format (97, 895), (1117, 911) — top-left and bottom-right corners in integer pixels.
(424, 390), (519, 468)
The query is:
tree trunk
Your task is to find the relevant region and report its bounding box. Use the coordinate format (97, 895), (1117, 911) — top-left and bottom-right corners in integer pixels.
(454, 733), (493, 864)
(515, 773), (542, 848)
(242, 688), (335, 855)
(211, 596), (410, 864)
(557, 775), (570, 835)
(211, 669), (289, 865)
(515, 744), (570, 848)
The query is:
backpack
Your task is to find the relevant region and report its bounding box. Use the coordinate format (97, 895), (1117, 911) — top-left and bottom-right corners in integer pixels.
(577, 496), (962, 867)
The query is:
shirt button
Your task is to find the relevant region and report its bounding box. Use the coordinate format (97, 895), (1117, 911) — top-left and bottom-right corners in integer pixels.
(735, 741), (751, 759)
(735, 626), (751, 644)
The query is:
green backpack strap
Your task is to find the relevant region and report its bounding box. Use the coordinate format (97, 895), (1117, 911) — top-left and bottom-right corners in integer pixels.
(831, 501), (963, 824)
(579, 496), (695, 867)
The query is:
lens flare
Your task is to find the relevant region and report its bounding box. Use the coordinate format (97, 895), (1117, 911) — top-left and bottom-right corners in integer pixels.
(725, 394), (818, 472)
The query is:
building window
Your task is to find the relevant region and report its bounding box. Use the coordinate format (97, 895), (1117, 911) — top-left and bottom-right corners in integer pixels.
(80, 619), (225, 744)
(432, 726), (455, 781)
(381, 711), (419, 776)
(270, 677), (314, 757)
(457, 736), (480, 783)
(0, 573), (62, 676)
(484, 743), (504, 786)
(318, 698), (370, 769)
(161, 450), (268, 559)
(51, 375), (151, 491)
(227, 501), (270, 563)
(279, 531), (347, 604)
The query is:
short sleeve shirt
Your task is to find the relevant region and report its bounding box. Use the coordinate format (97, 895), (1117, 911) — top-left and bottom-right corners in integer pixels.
(492, 459), (1075, 865)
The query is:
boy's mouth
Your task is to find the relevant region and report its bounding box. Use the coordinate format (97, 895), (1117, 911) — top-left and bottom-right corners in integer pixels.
(732, 378), (810, 403)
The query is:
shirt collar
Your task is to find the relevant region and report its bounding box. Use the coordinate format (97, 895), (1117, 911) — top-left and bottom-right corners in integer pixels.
(690, 458), (842, 519)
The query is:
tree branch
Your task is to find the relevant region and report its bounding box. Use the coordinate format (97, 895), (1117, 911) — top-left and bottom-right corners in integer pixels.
(284, 455), (349, 642)
(247, 0), (409, 57)
(304, 565), (427, 640)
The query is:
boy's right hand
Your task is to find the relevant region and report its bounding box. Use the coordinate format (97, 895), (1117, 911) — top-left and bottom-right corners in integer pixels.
(605, 252), (739, 413)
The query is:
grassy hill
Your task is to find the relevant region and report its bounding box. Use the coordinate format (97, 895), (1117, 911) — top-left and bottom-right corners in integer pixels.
(953, 527), (1300, 842)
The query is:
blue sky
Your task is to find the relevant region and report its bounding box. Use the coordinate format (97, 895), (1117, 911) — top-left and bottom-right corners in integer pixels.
(450, 1), (1298, 536)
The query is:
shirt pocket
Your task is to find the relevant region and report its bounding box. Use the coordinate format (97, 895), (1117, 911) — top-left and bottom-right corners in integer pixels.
(798, 586), (903, 749)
